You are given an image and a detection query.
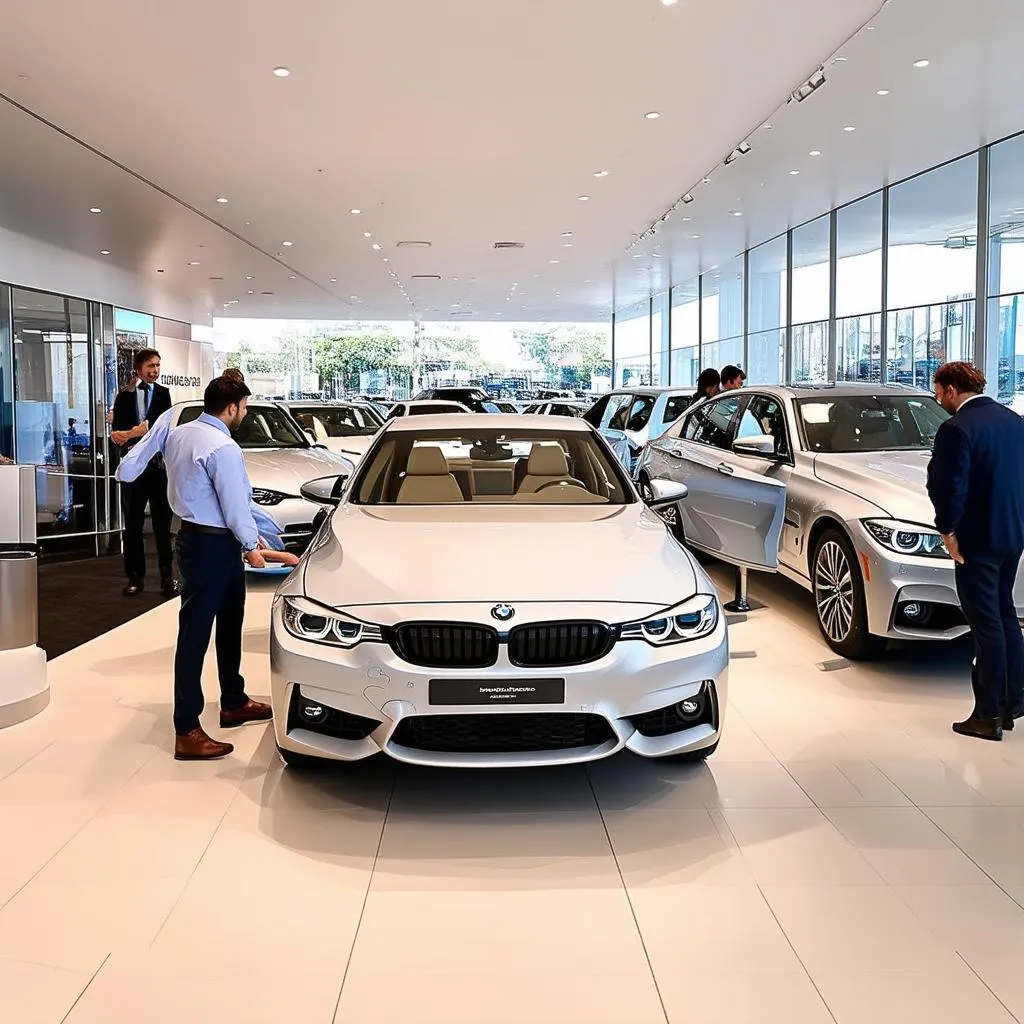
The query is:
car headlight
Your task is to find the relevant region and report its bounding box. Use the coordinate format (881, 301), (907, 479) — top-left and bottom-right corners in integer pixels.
(864, 519), (949, 559)
(620, 594), (720, 645)
(282, 597), (384, 647)
(252, 487), (289, 506)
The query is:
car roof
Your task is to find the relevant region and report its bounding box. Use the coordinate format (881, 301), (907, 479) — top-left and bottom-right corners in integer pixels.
(608, 386), (694, 396)
(746, 383), (933, 400)
(384, 413), (592, 432)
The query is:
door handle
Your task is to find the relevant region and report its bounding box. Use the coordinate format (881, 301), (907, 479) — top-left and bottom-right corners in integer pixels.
(717, 462), (734, 475)
(668, 449), (686, 460)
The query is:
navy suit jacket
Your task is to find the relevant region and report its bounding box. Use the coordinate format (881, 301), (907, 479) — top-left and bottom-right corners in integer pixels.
(111, 382), (172, 451)
(926, 395), (1024, 558)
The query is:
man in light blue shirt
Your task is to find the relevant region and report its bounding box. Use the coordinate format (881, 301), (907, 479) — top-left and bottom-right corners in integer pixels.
(164, 377), (274, 761)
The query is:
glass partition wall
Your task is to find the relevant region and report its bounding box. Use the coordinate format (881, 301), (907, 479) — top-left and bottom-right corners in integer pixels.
(612, 129), (1024, 398)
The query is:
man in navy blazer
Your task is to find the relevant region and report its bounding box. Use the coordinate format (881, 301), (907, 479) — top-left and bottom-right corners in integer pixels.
(927, 361), (1024, 741)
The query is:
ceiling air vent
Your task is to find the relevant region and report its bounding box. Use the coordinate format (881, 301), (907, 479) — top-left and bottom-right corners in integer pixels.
(396, 241), (432, 249)
(411, 274), (442, 281)
(494, 241), (525, 249)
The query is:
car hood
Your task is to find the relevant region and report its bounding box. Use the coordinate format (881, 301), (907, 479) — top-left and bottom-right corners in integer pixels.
(241, 447), (354, 496)
(317, 435), (376, 461)
(813, 450), (937, 525)
(297, 503), (700, 618)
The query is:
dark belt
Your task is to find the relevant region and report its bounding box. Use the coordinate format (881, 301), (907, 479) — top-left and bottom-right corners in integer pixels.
(179, 521), (232, 537)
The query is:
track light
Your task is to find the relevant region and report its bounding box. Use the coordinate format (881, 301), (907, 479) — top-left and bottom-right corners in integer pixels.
(789, 66), (827, 103)
(724, 141), (752, 165)
(682, 193), (694, 205)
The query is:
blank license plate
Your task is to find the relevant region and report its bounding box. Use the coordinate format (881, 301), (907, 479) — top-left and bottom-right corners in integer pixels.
(429, 678), (565, 706)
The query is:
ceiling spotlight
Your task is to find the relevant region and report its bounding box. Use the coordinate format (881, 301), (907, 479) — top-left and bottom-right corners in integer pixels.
(89, 207), (102, 214)
(577, 195), (590, 201)
(763, 123), (774, 131)
(563, 242), (573, 248)
(876, 89), (890, 96)
(289, 274), (297, 280)
(644, 111), (661, 120)
(809, 150), (822, 157)
(691, 233), (701, 239)
(661, 0), (678, 5)
(273, 67), (291, 77)
(724, 141), (752, 165)
(549, 259), (560, 264)
(372, 243), (382, 250)
(913, 59), (930, 68)
(363, 231), (372, 238)
(789, 169), (800, 176)
(790, 66), (826, 103)
(681, 193), (694, 205)
(281, 240), (293, 246)
(350, 208), (362, 215)
(730, 210), (743, 217)
(245, 275), (254, 280)
(329, 277), (337, 283)
(833, 56), (848, 63)
(215, 197), (228, 204)
(594, 170), (609, 178)
(99, 249), (110, 256)
(844, 125), (857, 132)
(187, 260), (200, 266)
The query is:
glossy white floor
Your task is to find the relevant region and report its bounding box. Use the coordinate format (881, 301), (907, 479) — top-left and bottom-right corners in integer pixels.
(3, 568), (1024, 1024)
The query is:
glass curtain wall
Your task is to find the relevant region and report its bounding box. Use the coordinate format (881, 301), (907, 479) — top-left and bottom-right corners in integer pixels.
(987, 133), (1024, 408)
(612, 301), (651, 386)
(0, 286), (12, 462)
(701, 254), (744, 374)
(669, 278), (699, 386)
(790, 215), (830, 383)
(748, 235), (786, 384)
(836, 191), (884, 381)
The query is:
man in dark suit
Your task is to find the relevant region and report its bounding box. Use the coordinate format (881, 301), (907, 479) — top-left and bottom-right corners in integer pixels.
(111, 348), (177, 597)
(927, 361), (1024, 741)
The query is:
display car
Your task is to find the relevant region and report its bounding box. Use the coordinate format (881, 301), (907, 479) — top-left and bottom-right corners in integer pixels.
(635, 383), (1024, 659)
(386, 400), (471, 418)
(172, 401), (354, 554)
(411, 387), (502, 413)
(584, 387), (697, 474)
(522, 400), (589, 417)
(269, 415), (784, 769)
(281, 400), (384, 463)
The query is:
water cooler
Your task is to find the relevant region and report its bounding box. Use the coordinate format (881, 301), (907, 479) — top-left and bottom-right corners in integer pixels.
(0, 465), (48, 728)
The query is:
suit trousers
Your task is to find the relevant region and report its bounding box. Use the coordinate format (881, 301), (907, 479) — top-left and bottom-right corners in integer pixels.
(173, 530), (250, 735)
(955, 551), (1024, 719)
(121, 462), (174, 583)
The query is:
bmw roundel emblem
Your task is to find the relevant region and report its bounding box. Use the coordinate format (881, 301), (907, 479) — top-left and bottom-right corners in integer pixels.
(491, 603), (515, 623)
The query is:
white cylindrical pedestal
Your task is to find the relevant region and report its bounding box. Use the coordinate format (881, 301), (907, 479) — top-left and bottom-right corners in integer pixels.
(0, 645), (48, 728)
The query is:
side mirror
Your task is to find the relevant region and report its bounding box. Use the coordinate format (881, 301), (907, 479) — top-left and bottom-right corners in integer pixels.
(300, 475), (348, 506)
(646, 479), (688, 506)
(733, 434), (777, 458)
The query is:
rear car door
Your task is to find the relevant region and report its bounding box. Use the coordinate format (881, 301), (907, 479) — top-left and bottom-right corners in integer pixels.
(672, 395), (787, 571)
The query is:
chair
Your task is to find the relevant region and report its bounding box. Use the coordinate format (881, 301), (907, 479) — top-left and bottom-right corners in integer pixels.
(396, 447), (464, 503)
(515, 443), (583, 494)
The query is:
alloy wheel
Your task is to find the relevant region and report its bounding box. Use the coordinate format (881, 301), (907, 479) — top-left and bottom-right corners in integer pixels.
(814, 540), (854, 643)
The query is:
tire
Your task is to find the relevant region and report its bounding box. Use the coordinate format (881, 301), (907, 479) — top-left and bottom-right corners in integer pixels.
(811, 528), (884, 660)
(661, 740), (718, 763)
(639, 474), (686, 544)
(276, 744), (326, 771)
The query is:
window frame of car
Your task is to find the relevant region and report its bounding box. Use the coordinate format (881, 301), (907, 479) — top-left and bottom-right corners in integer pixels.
(606, 392), (638, 431)
(677, 393), (746, 452)
(624, 394), (656, 433)
(731, 392), (796, 465)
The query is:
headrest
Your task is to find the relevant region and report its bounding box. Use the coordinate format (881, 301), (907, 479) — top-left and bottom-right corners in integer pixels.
(407, 446), (450, 476)
(527, 443), (569, 477)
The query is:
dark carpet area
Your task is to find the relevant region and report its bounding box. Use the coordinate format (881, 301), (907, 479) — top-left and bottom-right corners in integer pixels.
(38, 550), (178, 660)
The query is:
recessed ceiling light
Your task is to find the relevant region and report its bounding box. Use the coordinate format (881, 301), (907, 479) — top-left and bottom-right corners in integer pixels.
(631, 253), (643, 259)
(282, 240), (293, 247)
(89, 207), (101, 214)
(844, 125), (857, 132)
(245, 275), (254, 280)
(763, 123), (774, 131)
(876, 89), (890, 96)
(789, 169), (800, 176)
(216, 197), (228, 204)
(372, 243), (382, 250)
(247, 290), (254, 295)
(549, 259), (560, 265)
(187, 260), (200, 266)
(363, 231), (372, 238)
(913, 59), (930, 68)
(563, 242), (573, 248)
(273, 67), (291, 77)
(661, 0), (678, 5)
(594, 170), (609, 178)
(644, 111), (660, 120)
(809, 150), (822, 157)
(99, 249), (110, 256)
(833, 56), (848, 63)
(730, 210), (743, 217)
(350, 208), (362, 215)
(577, 195), (590, 201)
(289, 274), (297, 280)
(329, 277), (337, 283)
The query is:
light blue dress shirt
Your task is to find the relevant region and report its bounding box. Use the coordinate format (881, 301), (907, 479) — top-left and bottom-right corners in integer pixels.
(115, 409), (285, 550)
(163, 413), (260, 551)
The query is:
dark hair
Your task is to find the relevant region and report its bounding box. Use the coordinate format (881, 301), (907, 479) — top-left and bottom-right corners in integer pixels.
(133, 348), (161, 370)
(221, 367), (245, 385)
(721, 364), (746, 385)
(933, 361), (986, 395)
(204, 377), (251, 415)
(697, 368), (721, 394)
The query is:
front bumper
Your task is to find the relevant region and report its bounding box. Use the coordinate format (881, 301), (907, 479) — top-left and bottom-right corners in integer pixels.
(269, 599), (729, 768)
(847, 520), (969, 641)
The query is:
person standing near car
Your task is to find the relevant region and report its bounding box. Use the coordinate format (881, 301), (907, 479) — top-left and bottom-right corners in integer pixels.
(164, 376), (272, 761)
(927, 361), (1024, 741)
(695, 368), (722, 402)
(111, 348), (177, 597)
(721, 365), (747, 391)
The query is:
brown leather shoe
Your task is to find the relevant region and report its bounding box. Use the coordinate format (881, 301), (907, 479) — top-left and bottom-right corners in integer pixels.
(174, 727), (234, 761)
(220, 699), (273, 729)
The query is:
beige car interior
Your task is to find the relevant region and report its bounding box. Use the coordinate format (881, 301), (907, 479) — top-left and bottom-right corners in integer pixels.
(379, 440), (618, 504)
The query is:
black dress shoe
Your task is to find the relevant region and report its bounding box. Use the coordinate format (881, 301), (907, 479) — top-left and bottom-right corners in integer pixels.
(953, 715), (1003, 741)
(1003, 706), (1024, 731)
(122, 581), (144, 597)
(160, 578), (181, 598)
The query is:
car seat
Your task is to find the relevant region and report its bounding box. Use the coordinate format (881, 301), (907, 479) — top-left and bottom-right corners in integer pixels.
(515, 443), (585, 494)
(396, 446), (463, 503)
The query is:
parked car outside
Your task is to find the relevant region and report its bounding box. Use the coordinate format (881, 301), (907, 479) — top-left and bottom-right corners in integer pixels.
(282, 401), (384, 464)
(412, 387), (501, 413)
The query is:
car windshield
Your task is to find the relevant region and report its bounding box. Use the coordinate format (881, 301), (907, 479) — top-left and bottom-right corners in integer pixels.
(290, 404), (381, 438)
(409, 403), (467, 416)
(796, 395), (950, 453)
(179, 405), (307, 448)
(353, 427), (634, 505)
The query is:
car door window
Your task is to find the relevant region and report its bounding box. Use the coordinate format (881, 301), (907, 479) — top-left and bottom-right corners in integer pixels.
(737, 394), (790, 457)
(663, 394), (694, 426)
(607, 395), (633, 431)
(625, 396), (655, 432)
(682, 395), (743, 450)
(582, 395), (610, 427)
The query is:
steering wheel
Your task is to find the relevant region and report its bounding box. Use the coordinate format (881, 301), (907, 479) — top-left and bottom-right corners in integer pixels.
(536, 478), (587, 492)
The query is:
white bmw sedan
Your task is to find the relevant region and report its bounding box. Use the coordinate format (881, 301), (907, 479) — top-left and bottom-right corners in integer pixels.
(269, 415), (781, 769)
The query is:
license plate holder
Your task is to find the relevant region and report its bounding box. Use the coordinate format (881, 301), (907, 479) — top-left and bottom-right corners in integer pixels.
(428, 678), (565, 706)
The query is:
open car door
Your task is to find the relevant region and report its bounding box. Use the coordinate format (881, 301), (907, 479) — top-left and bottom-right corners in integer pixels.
(674, 440), (787, 571)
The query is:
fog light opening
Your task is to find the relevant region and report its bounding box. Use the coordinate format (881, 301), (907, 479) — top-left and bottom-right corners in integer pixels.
(898, 601), (932, 626)
(677, 696), (705, 722)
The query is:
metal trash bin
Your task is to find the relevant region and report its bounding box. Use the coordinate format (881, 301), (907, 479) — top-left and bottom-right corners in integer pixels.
(0, 466), (48, 729)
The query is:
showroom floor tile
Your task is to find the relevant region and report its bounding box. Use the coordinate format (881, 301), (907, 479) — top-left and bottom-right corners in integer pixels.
(4, 568), (1024, 1022)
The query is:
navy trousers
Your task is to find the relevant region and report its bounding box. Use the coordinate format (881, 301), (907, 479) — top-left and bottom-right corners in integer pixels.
(955, 551), (1024, 720)
(173, 530), (250, 734)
